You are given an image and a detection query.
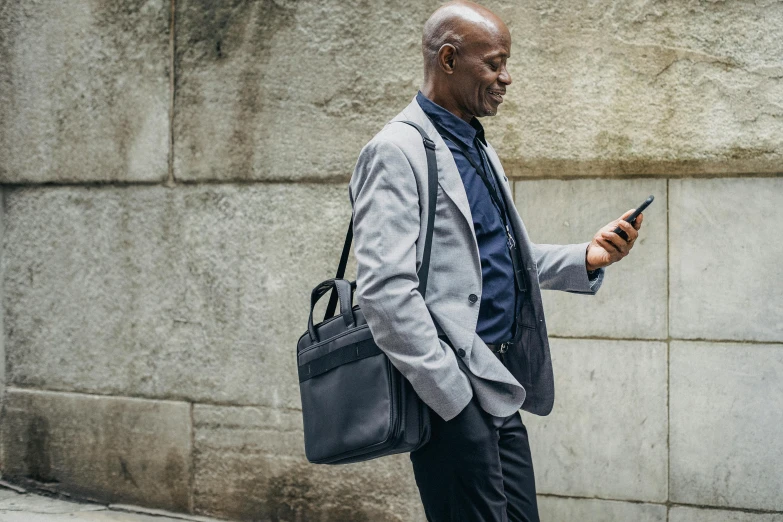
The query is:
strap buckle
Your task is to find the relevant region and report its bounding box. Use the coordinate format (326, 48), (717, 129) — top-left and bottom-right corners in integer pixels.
(422, 137), (436, 150)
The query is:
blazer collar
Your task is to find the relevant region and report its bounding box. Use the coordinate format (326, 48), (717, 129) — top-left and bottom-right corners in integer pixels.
(395, 97), (517, 245)
(395, 97), (475, 237)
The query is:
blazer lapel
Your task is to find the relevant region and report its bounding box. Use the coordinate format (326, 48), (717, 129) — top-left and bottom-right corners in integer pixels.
(396, 99), (476, 238)
(481, 142), (536, 262)
(481, 143), (515, 223)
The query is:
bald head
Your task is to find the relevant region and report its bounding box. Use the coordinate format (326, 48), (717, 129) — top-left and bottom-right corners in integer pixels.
(422, 1), (509, 74)
(419, 1), (512, 121)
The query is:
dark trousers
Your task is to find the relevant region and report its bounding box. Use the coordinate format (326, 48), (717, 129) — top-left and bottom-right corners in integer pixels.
(409, 365), (539, 521)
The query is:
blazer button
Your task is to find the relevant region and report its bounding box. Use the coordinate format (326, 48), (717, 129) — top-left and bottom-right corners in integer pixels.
(457, 348), (466, 357)
(468, 293), (478, 303)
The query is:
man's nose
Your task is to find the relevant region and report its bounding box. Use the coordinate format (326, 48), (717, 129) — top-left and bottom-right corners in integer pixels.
(499, 65), (512, 85)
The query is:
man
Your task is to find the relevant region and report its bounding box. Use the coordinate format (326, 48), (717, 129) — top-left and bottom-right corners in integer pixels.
(348, 2), (643, 520)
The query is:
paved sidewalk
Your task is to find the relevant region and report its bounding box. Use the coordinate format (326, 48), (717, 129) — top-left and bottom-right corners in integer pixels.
(0, 484), (225, 522)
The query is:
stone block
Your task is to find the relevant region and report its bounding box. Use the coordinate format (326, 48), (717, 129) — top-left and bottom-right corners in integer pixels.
(173, 0), (436, 182)
(484, 1), (783, 177)
(3, 184), (353, 409)
(0, 389), (191, 511)
(4, 1), (780, 183)
(192, 404), (424, 521)
(537, 496), (666, 522)
(514, 178), (667, 339)
(0, 186), (4, 396)
(0, 0), (170, 183)
(526, 339), (668, 501)
(671, 506), (783, 522)
(174, 0), (781, 181)
(670, 341), (783, 511)
(670, 178), (783, 342)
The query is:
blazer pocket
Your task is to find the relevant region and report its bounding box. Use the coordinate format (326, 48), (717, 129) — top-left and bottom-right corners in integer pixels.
(507, 327), (535, 388)
(518, 295), (538, 330)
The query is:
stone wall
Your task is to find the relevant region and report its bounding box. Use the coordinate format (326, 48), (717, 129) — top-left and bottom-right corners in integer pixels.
(0, 1), (781, 521)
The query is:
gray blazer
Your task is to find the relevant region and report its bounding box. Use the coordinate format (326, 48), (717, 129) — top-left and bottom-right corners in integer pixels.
(348, 98), (604, 422)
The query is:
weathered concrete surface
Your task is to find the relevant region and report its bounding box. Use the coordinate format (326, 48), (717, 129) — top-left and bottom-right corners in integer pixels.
(3, 184), (353, 408)
(173, 0), (433, 182)
(0, 187), (4, 397)
(175, 0), (782, 182)
(0, 1), (170, 183)
(0, 389), (191, 511)
(537, 496), (666, 522)
(670, 341), (783, 511)
(1, 0), (777, 184)
(670, 506), (783, 522)
(484, 0), (783, 177)
(526, 338), (668, 501)
(514, 178), (667, 339)
(670, 178), (783, 342)
(192, 404), (424, 521)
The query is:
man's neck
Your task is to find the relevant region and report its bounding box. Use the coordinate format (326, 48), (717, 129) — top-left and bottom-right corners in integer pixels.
(419, 84), (474, 123)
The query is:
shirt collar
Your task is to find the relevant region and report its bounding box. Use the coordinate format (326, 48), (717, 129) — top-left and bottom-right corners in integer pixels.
(416, 91), (487, 149)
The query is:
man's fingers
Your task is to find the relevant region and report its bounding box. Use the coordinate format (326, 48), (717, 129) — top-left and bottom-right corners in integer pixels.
(597, 235), (621, 254)
(611, 209), (637, 233)
(596, 207), (643, 265)
(602, 231), (629, 255)
(595, 237), (617, 256)
(616, 219), (638, 242)
(634, 212), (644, 230)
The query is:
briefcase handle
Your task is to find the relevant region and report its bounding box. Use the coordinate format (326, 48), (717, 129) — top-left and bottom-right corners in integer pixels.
(308, 278), (357, 343)
(323, 120), (438, 322)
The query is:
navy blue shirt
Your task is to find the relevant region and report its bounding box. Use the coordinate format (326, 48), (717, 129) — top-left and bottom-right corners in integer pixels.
(416, 91), (520, 344)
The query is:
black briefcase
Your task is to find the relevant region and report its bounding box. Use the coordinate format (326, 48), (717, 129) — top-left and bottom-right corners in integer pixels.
(297, 121), (439, 464)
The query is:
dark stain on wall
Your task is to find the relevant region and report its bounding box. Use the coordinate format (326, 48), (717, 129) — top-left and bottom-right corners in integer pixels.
(174, 0), (298, 179)
(0, 0), (170, 182)
(163, 449), (190, 513)
(24, 416), (57, 483)
(265, 464), (372, 522)
(119, 456), (139, 488)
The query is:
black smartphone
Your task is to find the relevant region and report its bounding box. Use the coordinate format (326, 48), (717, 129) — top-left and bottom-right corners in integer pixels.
(613, 195), (654, 241)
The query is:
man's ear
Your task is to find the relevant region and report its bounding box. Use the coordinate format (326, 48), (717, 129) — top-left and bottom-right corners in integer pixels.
(437, 44), (456, 74)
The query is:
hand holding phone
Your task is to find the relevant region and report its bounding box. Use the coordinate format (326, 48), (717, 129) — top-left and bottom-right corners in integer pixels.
(613, 195), (654, 241)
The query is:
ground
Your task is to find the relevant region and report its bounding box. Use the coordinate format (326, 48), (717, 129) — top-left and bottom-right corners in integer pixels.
(0, 483), (225, 522)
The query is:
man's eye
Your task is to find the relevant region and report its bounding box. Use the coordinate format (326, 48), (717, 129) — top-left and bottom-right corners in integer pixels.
(488, 63), (499, 71)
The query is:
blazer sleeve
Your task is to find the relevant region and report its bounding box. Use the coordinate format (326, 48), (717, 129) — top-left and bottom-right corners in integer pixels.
(348, 137), (473, 422)
(531, 242), (605, 294)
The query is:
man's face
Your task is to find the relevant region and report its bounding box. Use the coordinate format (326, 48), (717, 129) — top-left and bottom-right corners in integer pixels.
(451, 28), (512, 119)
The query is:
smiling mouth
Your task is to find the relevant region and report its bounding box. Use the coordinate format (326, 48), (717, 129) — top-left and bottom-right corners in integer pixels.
(488, 90), (505, 103)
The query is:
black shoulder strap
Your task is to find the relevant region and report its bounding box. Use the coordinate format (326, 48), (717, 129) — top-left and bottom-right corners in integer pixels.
(325, 120), (438, 320)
